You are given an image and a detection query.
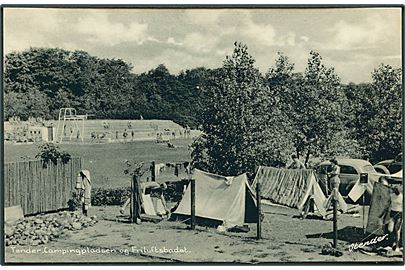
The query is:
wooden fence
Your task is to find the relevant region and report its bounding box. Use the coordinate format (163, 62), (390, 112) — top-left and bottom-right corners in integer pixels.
(4, 157), (82, 215)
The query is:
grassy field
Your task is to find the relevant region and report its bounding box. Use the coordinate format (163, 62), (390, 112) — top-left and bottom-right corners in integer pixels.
(4, 139), (194, 188)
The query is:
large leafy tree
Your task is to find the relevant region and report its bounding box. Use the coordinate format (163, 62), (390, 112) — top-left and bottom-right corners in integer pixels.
(135, 64), (179, 120)
(267, 51), (349, 164)
(192, 42), (293, 176)
(345, 65), (402, 162)
(176, 67), (210, 128)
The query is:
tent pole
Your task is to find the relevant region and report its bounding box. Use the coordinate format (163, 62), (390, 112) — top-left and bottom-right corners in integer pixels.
(333, 198), (338, 248)
(151, 161), (156, 182)
(256, 182), (261, 240)
(190, 179), (196, 230)
(362, 185), (366, 234)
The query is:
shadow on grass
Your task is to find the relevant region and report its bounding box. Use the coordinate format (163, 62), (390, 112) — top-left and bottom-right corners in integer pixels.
(103, 215), (133, 223)
(306, 226), (369, 243)
(292, 214), (325, 220)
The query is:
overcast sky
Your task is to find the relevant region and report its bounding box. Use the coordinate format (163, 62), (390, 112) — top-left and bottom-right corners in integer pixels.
(3, 7), (402, 83)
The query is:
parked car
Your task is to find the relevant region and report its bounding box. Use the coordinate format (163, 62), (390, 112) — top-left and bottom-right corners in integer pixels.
(315, 158), (385, 197)
(374, 153), (402, 174)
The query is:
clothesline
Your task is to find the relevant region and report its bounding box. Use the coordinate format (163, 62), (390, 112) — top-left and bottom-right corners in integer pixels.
(151, 161), (191, 177)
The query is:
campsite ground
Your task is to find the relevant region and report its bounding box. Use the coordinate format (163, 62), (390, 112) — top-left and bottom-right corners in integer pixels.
(5, 204), (402, 263)
(4, 140), (403, 263)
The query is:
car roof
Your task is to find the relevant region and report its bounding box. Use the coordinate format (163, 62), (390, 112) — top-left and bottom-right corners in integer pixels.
(318, 158), (372, 167)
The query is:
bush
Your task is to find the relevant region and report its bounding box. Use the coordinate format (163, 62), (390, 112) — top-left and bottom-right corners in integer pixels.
(91, 187), (131, 206)
(36, 143), (71, 167)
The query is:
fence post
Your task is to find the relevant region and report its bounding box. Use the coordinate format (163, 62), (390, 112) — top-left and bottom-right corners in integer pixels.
(151, 161), (156, 182)
(190, 179), (196, 230)
(256, 182), (261, 240)
(130, 175), (141, 223)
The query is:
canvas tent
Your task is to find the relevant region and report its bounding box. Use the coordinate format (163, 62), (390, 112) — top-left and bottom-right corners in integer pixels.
(349, 170), (403, 202)
(367, 170), (402, 235)
(251, 166), (327, 217)
(348, 178), (375, 203)
(172, 169), (257, 226)
(366, 182), (392, 235)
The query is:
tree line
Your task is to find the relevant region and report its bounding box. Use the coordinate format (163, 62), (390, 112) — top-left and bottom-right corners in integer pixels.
(4, 48), (205, 127)
(4, 45), (402, 168)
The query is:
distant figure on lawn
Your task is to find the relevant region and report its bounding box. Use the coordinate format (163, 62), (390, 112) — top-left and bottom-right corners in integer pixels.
(167, 142), (175, 148)
(123, 129), (128, 143)
(90, 132), (96, 142)
(287, 154), (306, 169)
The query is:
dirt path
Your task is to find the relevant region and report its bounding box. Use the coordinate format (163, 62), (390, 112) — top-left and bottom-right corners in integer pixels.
(5, 204), (402, 263)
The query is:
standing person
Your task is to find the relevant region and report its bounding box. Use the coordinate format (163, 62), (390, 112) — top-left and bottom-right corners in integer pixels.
(90, 132), (96, 143)
(116, 130), (119, 141)
(324, 158), (347, 214)
(287, 154), (306, 169)
(388, 185), (403, 251)
(76, 170), (92, 216)
(131, 130), (135, 141)
(328, 158), (342, 195)
(123, 129), (128, 144)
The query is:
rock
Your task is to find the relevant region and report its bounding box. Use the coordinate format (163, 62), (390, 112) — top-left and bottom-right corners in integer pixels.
(31, 240), (40, 246)
(34, 218), (43, 224)
(5, 226), (14, 237)
(71, 222), (82, 230)
(34, 229), (44, 236)
(40, 235), (49, 244)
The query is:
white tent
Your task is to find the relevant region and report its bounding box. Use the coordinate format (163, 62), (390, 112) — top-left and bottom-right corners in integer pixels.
(173, 169), (257, 226)
(349, 169), (403, 202)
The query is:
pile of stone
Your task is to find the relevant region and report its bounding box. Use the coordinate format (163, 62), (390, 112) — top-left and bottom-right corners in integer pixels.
(5, 211), (97, 247)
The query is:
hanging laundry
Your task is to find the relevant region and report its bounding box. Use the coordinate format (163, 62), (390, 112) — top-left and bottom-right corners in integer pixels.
(154, 163), (166, 177)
